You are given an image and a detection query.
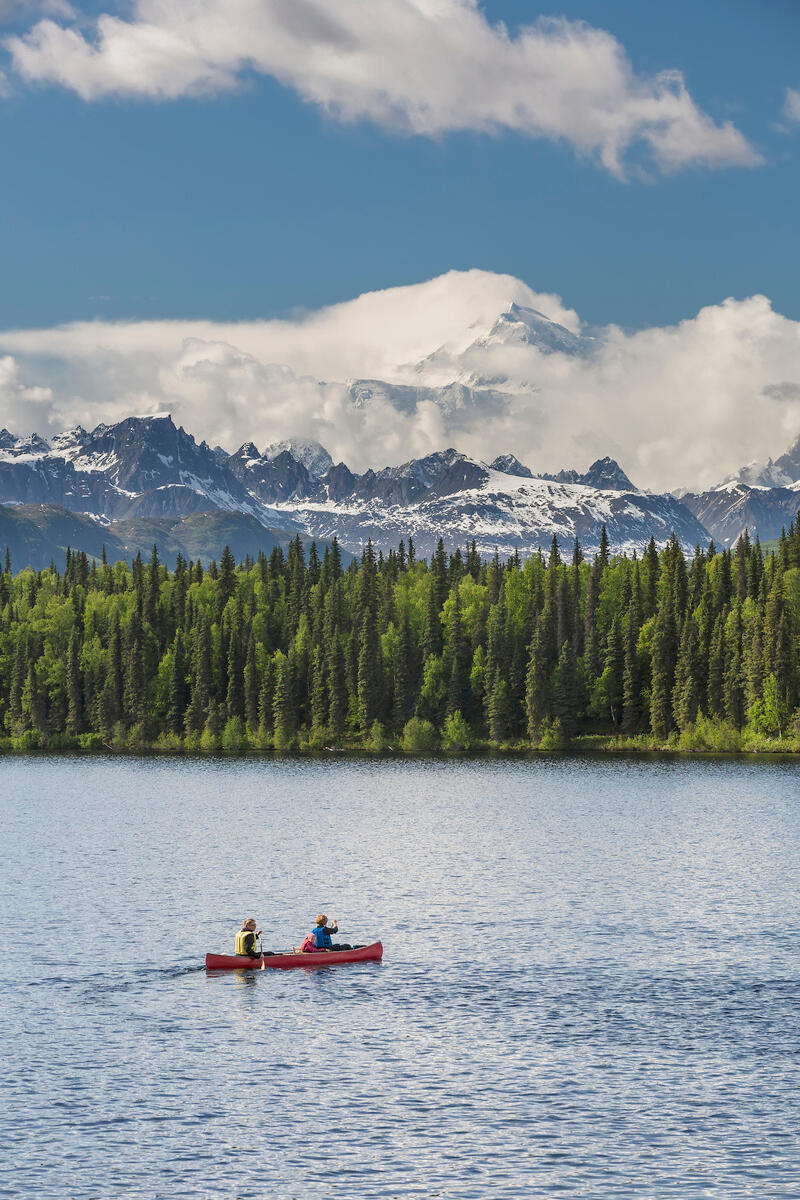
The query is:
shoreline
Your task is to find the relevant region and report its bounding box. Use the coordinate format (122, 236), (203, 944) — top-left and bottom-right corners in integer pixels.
(2, 739), (799, 761)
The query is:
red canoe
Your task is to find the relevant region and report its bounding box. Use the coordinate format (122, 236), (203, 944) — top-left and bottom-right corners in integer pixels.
(205, 941), (383, 971)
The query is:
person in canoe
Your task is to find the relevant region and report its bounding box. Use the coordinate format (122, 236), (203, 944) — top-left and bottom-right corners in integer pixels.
(310, 913), (353, 952)
(235, 918), (266, 959)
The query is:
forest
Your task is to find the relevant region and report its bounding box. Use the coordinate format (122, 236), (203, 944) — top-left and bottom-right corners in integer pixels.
(1, 520), (800, 755)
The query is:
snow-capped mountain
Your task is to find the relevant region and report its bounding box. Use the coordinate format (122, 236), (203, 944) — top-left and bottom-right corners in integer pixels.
(0, 414), (286, 526)
(489, 454), (533, 478)
(718, 433), (800, 490)
(0, 413), (708, 563)
(402, 301), (593, 396)
(678, 434), (800, 545)
(541, 457), (636, 492)
(470, 302), (591, 357)
(262, 439), (333, 479)
(680, 484), (800, 547)
(267, 450), (706, 559)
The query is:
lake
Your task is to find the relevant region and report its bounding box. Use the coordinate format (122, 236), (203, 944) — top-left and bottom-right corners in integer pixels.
(1, 754), (799, 1198)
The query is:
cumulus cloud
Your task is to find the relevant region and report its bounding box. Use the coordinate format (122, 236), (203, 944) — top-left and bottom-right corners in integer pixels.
(1, 269), (800, 493)
(784, 88), (800, 125)
(5, 1), (759, 175)
(0, 354), (55, 429)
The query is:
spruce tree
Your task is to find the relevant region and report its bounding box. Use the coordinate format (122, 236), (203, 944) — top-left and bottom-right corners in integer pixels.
(525, 616), (552, 738)
(225, 619), (245, 720)
(423, 579), (442, 659)
(622, 608), (641, 734)
(27, 660), (47, 734)
(644, 537), (659, 618)
(124, 610), (147, 729)
(722, 606), (745, 729)
(310, 646), (328, 739)
(167, 630), (188, 734)
(65, 631), (83, 737)
(357, 607), (381, 731)
(706, 611), (725, 719)
(217, 545), (237, 616)
(100, 612), (123, 734)
(327, 636), (347, 743)
(272, 652), (296, 749)
(392, 610), (414, 731)
(243, 632), (259, 731)
(673, 616), (699, 732)
(650, 598), (676, 740)
(552, 643), (579, 739)
(604, 616), (625, 727)
(256, 655), (275, 739)
(488, 675), (511, 744)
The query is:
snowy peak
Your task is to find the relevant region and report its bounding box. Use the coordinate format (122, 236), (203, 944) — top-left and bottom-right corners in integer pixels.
(581, 457), (636, 491)
(490, 454), (533, 478)
(262, 439), (333, 479)
(541, 457), (635, 492)
(717, 433), (800, 490)
(0, 430), (51, 460)
(474, 302), (589, 357)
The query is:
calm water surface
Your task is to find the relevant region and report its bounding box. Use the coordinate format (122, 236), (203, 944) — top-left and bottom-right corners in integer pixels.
(1, 755), (799, 1198)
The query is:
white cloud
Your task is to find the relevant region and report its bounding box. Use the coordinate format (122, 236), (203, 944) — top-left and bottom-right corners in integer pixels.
(0, 354), (55, 429)
(784, 87), (800, 125)
(5, 1), (759, 175)
(2, 270), (800, 493)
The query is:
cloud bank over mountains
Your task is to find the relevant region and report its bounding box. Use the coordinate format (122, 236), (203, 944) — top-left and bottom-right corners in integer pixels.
(2, 269), (799, 494)
(5, 0), (759, 176)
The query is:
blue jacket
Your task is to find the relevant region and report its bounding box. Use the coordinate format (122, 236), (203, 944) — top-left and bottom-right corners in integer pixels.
(313, 924), (336, 948)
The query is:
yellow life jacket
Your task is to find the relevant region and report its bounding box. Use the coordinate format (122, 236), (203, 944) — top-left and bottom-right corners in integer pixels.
(235, 929), (259, 957)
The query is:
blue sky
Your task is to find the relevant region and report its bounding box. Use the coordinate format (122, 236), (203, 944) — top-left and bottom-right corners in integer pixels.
(1, 0), (798, 331)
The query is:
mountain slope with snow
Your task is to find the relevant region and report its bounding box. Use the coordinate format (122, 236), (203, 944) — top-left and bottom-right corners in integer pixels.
(678, 434), (800, 545)
(0, 414), (708, 562)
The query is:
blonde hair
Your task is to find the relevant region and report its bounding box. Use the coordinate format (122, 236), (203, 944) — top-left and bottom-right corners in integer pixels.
(316, 913), (328, 927)
(241, 918), (256, 930)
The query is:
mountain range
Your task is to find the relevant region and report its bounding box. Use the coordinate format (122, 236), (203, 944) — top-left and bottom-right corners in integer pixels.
(0, 411), (710, 569)
(1, 386), (798, 571)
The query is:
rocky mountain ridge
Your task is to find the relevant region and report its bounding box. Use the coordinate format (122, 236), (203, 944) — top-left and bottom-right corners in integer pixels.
(0, 413), (712, 563)
(677, 434), (800, 546)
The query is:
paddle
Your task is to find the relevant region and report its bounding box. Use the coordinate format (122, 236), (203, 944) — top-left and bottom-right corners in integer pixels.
(259, 933), (265, 970)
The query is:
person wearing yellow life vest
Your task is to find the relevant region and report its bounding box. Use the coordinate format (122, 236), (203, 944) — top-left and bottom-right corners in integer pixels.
(235, 918), (262, 959)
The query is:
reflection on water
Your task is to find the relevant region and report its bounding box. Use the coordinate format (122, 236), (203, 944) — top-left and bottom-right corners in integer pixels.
(1, 754), (799, 1198)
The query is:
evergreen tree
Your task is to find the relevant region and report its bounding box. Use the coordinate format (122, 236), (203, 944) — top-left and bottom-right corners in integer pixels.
(673, 616), (700, 732)
(256, 655), (275, 739)
(622, 606), (641, 734)
(124, 610), (148, 728)
(167, 630), (188, 733)
(100, 613), (123, 734)
(27, 660), (47, 733)
(650, 598), (677, 740)
(552, 643), (579, 739)
(327, 636), (347, 742)
(272, 652), (296, 748)
(488, 675), (511, 744)
(65, 630), (83, 737)
(357, 608), (382, 731)
(722, 605), (745, 729)
(423, 579), (442, 659)
(217, 545), (237, 616)
(392, 609), (414, 731)
(225, 618), (245, 720)
(706, 611), (725, 719)
(243, 632), (259, 731)
(310, 646), (328, 739)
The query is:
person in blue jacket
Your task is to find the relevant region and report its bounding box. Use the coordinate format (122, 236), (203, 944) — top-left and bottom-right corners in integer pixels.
(313, 913), (352, 952)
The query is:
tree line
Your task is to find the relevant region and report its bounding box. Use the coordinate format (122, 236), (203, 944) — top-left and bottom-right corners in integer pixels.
(1, 519), (800, 754)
